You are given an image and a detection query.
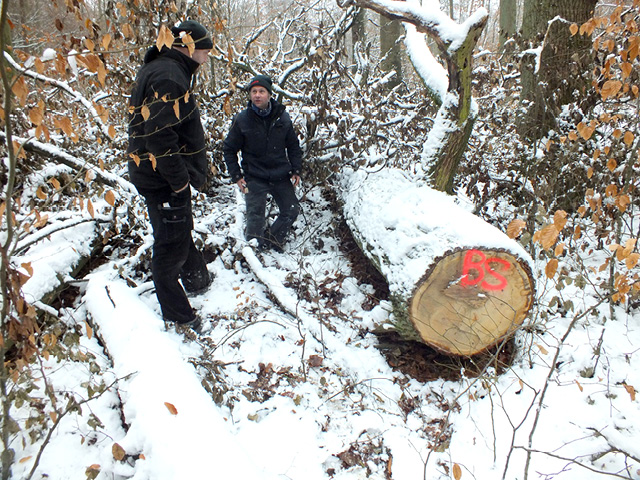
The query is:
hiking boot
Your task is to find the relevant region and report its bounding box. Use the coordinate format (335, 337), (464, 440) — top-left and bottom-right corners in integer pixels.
(186, 271), (214, 297)
(175, 316), (204, 335)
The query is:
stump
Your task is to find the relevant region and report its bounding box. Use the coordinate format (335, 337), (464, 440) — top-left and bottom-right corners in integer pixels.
(339, 168), (535, 356)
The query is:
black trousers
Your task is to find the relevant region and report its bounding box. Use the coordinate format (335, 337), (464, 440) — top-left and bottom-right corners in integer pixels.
(144, 189), (209, 323)
(245, 177), (300, 247)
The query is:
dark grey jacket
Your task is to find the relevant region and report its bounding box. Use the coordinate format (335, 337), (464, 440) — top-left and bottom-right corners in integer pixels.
(223, 99), (302, 183)
(127, 47), (208, 195)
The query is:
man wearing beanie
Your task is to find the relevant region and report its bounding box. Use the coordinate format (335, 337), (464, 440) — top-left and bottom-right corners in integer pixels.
(126, 20), (213, 334)
(223, 74), (303, 252)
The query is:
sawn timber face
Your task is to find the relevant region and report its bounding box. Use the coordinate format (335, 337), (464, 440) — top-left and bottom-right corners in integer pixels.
(406, 248), (535, 356)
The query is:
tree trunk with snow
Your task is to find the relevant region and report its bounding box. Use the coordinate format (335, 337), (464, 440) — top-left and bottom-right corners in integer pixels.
(340, 169), (535, 356)
(351, 0), (488, 193)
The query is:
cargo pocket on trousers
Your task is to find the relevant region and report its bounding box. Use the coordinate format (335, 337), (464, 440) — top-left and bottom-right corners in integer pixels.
(158, 193), (190, 243)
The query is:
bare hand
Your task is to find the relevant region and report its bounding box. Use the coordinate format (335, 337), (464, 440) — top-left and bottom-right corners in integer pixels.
(237, 178), (248, 193)
(291, 175), (301, 187)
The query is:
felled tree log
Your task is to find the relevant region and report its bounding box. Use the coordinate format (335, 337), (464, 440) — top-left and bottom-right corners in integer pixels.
(340, 168), (535, 356)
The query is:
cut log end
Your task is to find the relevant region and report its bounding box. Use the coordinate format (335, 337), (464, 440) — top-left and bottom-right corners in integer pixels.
(408, 248), (535, 356)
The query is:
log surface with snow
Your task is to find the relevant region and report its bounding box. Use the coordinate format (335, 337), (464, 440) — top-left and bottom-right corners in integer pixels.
(340, 168), (535, 356)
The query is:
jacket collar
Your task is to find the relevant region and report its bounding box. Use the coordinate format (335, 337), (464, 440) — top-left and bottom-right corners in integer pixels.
(143, 46), (201, 75)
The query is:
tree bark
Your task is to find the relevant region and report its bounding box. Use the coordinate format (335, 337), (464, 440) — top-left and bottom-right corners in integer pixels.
(379, 13), (403, 89)
(340, 168), (535, 356)
(518, 0), (598, 140)
(499, 0), (517, 51)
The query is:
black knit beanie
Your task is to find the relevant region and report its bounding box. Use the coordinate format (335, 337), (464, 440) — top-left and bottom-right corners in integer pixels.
(248, 75), (273, 94)
(171, 20), (213, 50)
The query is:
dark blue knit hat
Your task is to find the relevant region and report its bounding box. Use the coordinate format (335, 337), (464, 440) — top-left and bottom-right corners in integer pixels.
(248, 75), (273, 94)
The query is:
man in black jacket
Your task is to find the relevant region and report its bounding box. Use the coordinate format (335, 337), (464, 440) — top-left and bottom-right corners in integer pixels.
(223, 75), (303, 252)
(127, 20), (213, 333)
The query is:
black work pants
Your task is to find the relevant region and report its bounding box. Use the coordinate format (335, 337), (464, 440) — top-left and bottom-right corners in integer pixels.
(144, 189), (209, 323)
(245, 177), (300, 248)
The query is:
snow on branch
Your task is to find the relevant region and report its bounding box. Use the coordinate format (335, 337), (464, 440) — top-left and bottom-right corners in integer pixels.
(1, 131), (136, 194)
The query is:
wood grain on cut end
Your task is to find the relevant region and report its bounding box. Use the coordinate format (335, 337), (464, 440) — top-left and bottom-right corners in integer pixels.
(409, 249), (534, 356)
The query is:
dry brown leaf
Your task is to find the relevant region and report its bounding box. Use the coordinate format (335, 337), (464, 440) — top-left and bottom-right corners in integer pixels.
(102, 34), (112, 51)
(156, 25), (174, 51)
(536, 344), (548, 355)
(49, 177), (61, 190)
(112, 443), (126, 461)
(29, 107), (44, 126)
(308, 355), (324, 367)
(130, 153), (140, 167)
(149, 153), (157, 171)
(570, 23), (579, 36)
(21, 262), (33, 277)
(553, 210), (568, 230)
(98, 62), (107, 86)
(622, 383), (636, 401)
(575, 380), (583, 392)
(173, 99), (180, 119)
(12, 76), (28, 106)
(506, 219), (526, 239)
(554, 243), (565, 257)
(617, 194), (631, 212)
(624, 130), (635, 146)
(105, 190), (116, 206)
(601, 79), (622, 100)
(607, 158), (617, 172)
(85, 321), (93, 340)
(165, 402), (178, 415)
(87, 199), (95, 218)
(626, 253), (639, 269)
(538, 224), (559, 250)
(453, 463), (462, 480)
(19, 456), (32, 464)
(545, 258), (559, 279)
(141, 105), (150, 121)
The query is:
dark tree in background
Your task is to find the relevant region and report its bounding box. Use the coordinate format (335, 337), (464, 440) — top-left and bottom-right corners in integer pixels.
(379, 13), (403, 90)
(518, 0), (599, 140)
(498, 0), (517, 51)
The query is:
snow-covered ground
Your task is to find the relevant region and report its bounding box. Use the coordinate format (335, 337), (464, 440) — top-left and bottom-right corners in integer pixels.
(9, 176), (640, 480)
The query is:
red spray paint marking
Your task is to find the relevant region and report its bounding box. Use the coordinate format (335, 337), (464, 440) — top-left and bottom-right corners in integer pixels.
(460, 249), (511, 291)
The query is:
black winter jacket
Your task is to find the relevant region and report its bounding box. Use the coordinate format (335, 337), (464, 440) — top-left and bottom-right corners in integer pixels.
(127, 47), (208, 195)
(223, 99), (302, 183)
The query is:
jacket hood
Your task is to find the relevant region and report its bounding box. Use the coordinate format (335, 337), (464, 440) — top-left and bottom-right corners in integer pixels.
(143, 46), (201, 74)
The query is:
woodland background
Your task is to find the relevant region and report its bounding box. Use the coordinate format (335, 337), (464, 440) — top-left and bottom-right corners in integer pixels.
(1, 0), (640, 479)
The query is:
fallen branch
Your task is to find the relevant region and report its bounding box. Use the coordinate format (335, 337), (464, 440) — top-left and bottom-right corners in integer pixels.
(15, 216), (111, 255)
(0, 131), (136, 194)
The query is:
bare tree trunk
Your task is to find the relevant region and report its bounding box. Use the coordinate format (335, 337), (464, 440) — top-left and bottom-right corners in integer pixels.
(351, 6), (366, 63)
(499, 0), (517, 51)
(518, 0), (598, 140)
(379, 13), (403, 89)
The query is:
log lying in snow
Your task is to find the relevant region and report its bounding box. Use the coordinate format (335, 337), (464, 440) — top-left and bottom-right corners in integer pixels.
(339, 168), (535, 356)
